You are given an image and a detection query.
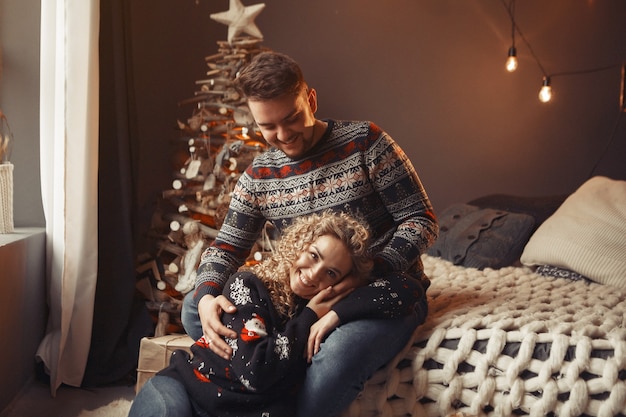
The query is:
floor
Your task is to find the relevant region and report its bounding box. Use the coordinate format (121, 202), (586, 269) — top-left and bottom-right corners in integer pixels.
(0, 378), (136, 417)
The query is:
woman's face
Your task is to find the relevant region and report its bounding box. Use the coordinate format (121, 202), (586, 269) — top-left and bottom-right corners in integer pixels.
(289, 234), (353, 299)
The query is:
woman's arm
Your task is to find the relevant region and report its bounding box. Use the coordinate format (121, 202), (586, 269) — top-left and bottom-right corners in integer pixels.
(223, 273), (318, 392)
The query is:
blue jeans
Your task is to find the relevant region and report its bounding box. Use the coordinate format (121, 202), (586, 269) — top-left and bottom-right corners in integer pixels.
(129, 375), (208, 417)
(181, 291), (420, 417)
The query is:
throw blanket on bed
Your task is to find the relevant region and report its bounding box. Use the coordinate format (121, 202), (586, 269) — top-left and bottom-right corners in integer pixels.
(341, 255), (626, 417)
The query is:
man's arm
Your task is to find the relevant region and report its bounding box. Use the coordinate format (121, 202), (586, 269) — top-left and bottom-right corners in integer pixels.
(366, 124), (439, 276)
(329, 123), (438, 322)
(190, 171), (268, 356)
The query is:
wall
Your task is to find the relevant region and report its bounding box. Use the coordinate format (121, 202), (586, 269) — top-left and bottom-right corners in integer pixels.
(130, 0), (626, 221)
(0, 229), (46, 412)
(0, 0), (44, 227)
(0, 0), (46, 410)
(2, 0), (624, 238)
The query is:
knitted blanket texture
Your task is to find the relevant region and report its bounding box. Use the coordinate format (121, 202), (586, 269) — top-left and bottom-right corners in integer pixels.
(341, 255), (626, 417)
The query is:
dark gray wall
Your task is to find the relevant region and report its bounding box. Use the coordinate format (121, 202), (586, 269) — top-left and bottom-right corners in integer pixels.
(130, 0), (626, 226)
(0, 0), (43, 227)
(1, 0), (625, 233)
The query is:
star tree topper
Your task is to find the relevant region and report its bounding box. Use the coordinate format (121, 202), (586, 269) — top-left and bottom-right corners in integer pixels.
(210, 0), (266, 44)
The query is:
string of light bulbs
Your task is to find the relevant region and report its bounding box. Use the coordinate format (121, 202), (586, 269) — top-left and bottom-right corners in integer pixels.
(501, 0), (622, 104)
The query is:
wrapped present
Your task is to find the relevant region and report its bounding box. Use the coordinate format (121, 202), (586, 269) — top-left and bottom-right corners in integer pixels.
(136, 334), (194, 393)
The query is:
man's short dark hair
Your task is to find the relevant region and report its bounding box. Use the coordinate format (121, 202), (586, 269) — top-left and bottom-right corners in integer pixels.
(234, 51), (307, 100)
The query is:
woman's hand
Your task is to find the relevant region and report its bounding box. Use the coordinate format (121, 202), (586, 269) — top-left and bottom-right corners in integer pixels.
(304, 286), (351, 362)
(306, 311), (340, 362)
(198, 294), (237, 360)
(305, 286), (352, 318)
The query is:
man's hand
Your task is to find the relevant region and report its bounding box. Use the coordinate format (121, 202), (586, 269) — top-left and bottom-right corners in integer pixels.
(198, 294), (237, 360)
(306, 311), (340, 362)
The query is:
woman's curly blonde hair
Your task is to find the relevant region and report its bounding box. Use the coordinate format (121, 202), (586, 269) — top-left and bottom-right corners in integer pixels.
(245, 211), (373, 319)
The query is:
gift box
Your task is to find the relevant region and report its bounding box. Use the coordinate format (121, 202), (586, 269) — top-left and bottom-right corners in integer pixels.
(136, 333), (194, 393)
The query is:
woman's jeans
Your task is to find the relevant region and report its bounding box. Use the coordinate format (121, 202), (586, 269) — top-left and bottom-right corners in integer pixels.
(129, 375), (207, 417)
(181, 291), (420, 417)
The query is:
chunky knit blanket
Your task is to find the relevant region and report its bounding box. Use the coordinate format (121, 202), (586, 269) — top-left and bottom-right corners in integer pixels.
(341, 255), (626, 417)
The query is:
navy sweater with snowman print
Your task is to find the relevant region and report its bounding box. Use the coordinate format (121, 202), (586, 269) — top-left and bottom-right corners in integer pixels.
(159, 268), (428, 417)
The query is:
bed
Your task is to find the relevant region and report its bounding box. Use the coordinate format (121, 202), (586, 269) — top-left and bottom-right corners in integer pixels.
(341, 176), (626, 417)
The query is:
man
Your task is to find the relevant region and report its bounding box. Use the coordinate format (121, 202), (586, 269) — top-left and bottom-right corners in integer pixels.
(182, 51), (438, 417)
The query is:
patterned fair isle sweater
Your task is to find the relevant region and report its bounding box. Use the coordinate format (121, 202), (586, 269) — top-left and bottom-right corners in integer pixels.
(193, 120), (438, 322)
(161, 269), (427, 417)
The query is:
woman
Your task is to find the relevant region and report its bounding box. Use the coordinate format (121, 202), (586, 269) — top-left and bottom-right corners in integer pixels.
(129, 211), (374, 417)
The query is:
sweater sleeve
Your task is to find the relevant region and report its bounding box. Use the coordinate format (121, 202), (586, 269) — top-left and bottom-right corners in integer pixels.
(192, 172), (267, 304)
(222, 273), (317, 393)
(365, 122), (439, 276)
(325, 122), (435, 321)
(332, 270), (429, 324)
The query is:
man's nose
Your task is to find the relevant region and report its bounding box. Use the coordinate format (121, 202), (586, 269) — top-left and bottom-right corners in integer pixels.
(276, 125), (289, 142)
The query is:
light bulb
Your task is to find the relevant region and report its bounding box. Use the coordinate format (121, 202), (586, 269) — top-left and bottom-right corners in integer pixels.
(538, 77), (552, 103)
(506, 47), (518, 72)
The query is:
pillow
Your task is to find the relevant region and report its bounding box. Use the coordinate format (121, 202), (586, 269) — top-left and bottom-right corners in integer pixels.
(467, 193), (567, 233)
(520, 176), (626, 288)
(427, 204), (535, 269)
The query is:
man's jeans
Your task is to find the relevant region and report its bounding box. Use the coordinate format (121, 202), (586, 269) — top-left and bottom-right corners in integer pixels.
(181, 291), (420, 417)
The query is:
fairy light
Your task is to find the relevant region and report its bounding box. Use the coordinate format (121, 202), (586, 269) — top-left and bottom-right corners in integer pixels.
(505, 0), (518, 72)
(538, 77), (552, 103)
(501, 0), (621, 105)
(506, 47), (518, 72)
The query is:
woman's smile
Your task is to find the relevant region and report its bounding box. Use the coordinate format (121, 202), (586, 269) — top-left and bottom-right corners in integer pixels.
(289, 234), (353, 299)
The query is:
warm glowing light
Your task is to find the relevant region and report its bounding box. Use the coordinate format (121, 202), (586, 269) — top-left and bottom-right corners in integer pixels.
(506, 47), (518, 72)
(538, 77), (552, 103)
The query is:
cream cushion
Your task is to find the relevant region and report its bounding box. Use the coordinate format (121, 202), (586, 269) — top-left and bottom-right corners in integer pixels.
(520, 176), (626, 288)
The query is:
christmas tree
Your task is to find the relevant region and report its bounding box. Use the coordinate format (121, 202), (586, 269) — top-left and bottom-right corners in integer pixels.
(137, 1), (270, 336)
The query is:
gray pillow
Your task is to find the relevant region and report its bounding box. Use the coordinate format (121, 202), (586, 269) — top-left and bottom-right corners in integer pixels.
(428, 204), (535, 269)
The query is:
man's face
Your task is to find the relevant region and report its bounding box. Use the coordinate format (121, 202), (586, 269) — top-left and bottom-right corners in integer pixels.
(248, 89), (320, 159)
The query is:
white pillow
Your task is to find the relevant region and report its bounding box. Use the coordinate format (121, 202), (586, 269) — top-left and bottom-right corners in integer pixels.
(520, 176), (626, 288)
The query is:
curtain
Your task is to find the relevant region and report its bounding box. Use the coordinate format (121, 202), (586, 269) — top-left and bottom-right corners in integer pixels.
(81, 0), (153, 387)
(36, 0), (100, 396)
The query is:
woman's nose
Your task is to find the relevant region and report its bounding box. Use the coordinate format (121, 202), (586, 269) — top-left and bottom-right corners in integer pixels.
(308, 264), (324, 283)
